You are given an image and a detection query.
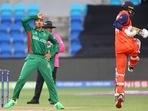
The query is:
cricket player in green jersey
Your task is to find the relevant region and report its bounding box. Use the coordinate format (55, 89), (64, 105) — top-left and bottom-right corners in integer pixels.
(4, 13), (64, 110)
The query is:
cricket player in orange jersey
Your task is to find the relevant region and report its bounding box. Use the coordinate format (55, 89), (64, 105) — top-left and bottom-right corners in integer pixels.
(113, 1), (148, 109)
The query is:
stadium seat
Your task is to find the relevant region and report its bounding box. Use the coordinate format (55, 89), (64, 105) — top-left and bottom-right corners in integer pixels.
(70, 40), (82, 56)
(71, 21), (83, 30)
(70, 15), (83, 24)
(0, 34), (11, 46)
(9, 24), (24, 37)
(13, 15), (24, 26)
(83, 4), (88, 16)
(13, 43), (26, 57)
(0, 24), (9, 35)
(70, 4), (83, 16)
(70, 16), (83, 56)
(70, 15), (83, 44)
(0, 4), (12, 16)
(0, 15), (12, 26)
(130, 0), (141, 5)
(12, 34), (25, 45)
(28, 4), (39, 16)
(70, 30), (82, 41)
(0, 44), (12, 58)
(70, 5), (84, 57)
(71, 23), (83, 36)
(13, 3), (26, 16)
(71, 22), (83, 31)
(70, 22), (83, 57)
(70, 20), (83, 56)
(109, 0), (122, 5)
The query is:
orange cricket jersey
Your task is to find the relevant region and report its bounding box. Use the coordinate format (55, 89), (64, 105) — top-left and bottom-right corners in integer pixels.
(115, 10), (135, 53)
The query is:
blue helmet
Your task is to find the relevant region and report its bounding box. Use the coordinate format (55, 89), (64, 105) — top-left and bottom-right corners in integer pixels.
(121, 1), (135, 16)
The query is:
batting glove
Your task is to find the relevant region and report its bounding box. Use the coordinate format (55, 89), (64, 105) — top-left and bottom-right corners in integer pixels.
(124, 26), (137, 37)
(139, 28), (148, 38)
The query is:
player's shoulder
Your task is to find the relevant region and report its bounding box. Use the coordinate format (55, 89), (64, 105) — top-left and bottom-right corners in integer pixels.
(43, 29), (52, 35)
(42, 28), (48, 33)
(121, 14), (128, 18)
(118, 13), (128, 21)
(120, 11), (129, 17)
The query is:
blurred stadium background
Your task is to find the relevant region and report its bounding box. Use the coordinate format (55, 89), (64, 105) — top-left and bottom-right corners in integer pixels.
(0, 0), (148, 88)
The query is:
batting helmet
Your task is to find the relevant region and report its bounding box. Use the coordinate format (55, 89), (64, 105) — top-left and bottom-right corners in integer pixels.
(121, 1), (135, 16)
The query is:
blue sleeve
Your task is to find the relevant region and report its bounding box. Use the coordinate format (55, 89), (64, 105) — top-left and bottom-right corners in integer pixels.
(113, 14), (128, 30)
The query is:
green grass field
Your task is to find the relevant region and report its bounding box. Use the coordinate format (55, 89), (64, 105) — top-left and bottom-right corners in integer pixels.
(1, 87), (148, 111)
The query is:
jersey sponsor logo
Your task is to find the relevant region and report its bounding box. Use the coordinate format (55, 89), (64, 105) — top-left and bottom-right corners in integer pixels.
(32, 35), (47, 44)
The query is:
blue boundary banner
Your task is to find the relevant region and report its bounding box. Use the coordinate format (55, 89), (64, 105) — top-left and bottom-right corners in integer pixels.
(3, 80), (148, 89)
(56, 81), (114, 88)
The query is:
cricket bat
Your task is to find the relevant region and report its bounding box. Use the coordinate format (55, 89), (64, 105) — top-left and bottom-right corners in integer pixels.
(132, 26), (141, 34)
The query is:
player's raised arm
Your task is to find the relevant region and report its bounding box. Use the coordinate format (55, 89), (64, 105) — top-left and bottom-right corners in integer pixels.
(21, 15), (38, 31)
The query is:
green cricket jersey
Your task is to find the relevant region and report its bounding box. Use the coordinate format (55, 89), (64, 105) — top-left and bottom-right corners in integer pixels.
(47, 44), (55, 70)
(21, 15), (59, 55)
(11, 15), (60, 102)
